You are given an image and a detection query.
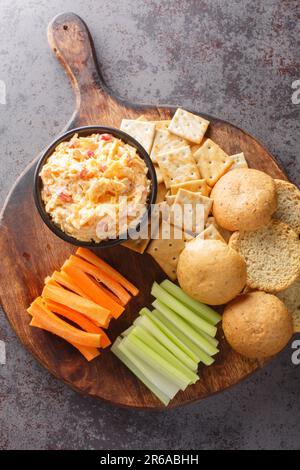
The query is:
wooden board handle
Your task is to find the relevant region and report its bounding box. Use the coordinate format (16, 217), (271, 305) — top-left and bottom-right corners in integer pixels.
(47, 12), (126, 126)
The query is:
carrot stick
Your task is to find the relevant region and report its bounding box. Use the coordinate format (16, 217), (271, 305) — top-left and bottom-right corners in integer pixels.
(91, 279), (122, 305)
(42, 284), (111, 328)
(76, 247), (139, 296)
(44, 277), (61, 288)
(50, 270), (88, 298)
(29, 308), (100, 361)
(63, 338), (100, 360)
(29, 298), (102, 358)
(62, 264), (124, 319)
(73, 344), (100, 361)
(28, 301), (102, 348)
(63, 256), (131, 306)
(44, 299), (102, 333)
(44, 299), (111, 348)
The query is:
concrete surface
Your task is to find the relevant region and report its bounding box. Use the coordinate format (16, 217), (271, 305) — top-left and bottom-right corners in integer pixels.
(0, 0), (299, 450)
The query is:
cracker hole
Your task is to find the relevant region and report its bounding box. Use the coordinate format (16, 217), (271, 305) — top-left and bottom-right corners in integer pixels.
(63, 25), (68, 30)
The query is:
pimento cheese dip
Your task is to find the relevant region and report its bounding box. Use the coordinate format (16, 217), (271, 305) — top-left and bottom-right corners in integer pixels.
(40, 133), (151, 242)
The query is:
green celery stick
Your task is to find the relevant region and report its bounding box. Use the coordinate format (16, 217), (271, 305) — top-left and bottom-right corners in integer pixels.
(197, 329), (219, 348)
(152, 299), (219, 357)
(140, 307), (201, 363)
(139, 307), (152, 316)
(121, 325), (135, 337)
(150, 309), (214, 367)
(130, 326), (199, 384)
(160, 279), (221, 325)
(151, 282), (217, 337)
(112, 338), (175, 405)
(134, 315), (198, 371)
(123, 334), (193, 391)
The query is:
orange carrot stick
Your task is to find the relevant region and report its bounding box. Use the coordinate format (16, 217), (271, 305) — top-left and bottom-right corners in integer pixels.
(44, 299), (111, 348)
(44, 277), (61, 288)
(42, 284), (111, 328)
(28, 301), (102, 348)
(29, 298), (101, 359)
(29, 307), (100, 361)
(50, 270), (88, 298)
(76, 247), (139, 296)
(62, 264), (124, 319)
(73, 344), (100, 361)
(90, 278), (122, 305)
(63, 256), (131, 306)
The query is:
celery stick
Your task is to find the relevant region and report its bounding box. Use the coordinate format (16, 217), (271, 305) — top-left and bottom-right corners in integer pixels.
(160, 279), (221, 325)
(134, 315), (198, 371)
(117, 340), (179, 400)
(151, 282), (217, 337)
(198, 329), (219, 348)
(150, 309), (214, 367)
(152, 299), (219, 357)
(116, 338), (180, 400)
(140, 308), (214, 366)
(139, 308), (200, 363)
(112, 339), (174, 406)
(121, 325), (135, 337)
(123, 334), (192, 391)
(130, 326), (199, 384)
(140, 307), (152, 316)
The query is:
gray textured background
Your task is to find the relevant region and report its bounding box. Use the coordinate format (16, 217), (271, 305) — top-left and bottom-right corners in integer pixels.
(0, 0), (299, 450)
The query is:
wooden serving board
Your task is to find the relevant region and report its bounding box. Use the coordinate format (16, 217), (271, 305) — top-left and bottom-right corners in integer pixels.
(0, 13), (288, 409)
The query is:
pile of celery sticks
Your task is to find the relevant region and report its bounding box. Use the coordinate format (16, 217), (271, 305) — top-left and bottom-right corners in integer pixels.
(112, 280), (221, 406)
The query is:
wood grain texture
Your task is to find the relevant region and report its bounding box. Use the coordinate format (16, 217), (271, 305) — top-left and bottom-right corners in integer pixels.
(0, 13), (288, 409)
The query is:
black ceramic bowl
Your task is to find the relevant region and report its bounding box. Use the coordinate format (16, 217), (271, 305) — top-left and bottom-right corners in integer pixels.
(34, 126), (157, 248)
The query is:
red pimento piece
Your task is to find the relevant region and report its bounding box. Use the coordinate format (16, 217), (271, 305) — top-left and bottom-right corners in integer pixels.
(87, 151), (95, 158)
(100, 134), (113, 142)
(58, 192), (73, 203)
(79, 169), (89, 179)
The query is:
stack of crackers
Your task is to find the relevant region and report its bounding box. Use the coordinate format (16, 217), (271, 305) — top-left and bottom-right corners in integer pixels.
(120, 108), (247, 280)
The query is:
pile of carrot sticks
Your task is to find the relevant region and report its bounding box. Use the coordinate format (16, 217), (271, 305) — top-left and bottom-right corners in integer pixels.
(27, 248), (139, 361)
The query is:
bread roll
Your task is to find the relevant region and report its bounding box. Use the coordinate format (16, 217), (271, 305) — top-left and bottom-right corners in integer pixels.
(177, 239), (247, 305)
(211, 168), (277, 231)
(223, 292), (293, 358)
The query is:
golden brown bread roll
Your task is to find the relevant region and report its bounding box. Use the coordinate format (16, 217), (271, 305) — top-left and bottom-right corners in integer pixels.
(211, 168), (277, 231)
(223, 291), (293, 358)
(177, 239), (247, 305)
